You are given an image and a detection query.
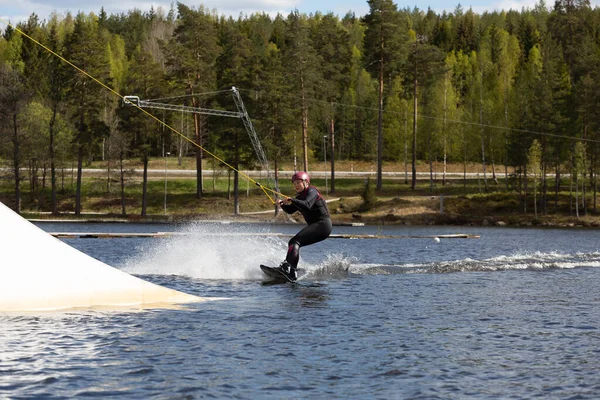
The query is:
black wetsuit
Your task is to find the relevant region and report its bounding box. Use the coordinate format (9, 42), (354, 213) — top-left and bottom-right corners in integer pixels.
(280, 186), (332, 269)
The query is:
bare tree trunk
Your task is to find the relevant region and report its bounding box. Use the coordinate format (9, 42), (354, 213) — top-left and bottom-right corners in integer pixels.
(301, 74), (309, 173)
(141, 155), (148, 217)
(580, 144), (587, 215)
(504, 149), (509, 192)
(463, 127), (467, 189)
(29, 158), (38, 202)
(234, 171), (239, 215)
(581, 176), (585, 215)
(177, 114), (187, 167)
(227, 170), (232, 200)
(480, 131), (487, 192)
(555, 150), (560, 212)
(429, 155), (434, 192)
(583, 119), (588, 215)
(504, 83), (509, 193)
(120, 151), (126, 216)
(489, 136), (498, 184)
(11, 113), (21, 214)
(376, 54), (384, 191)
(428, 120), (433, 192)
(411, 74), (418, 190)
(192, 109), (203, 199)
(209, 158), (215, 191)
(49, 106), (58, 215)
(233, 131), (240, 215)
(330, 105), (336, 194)
(533, 172), (537, 218)
(404, 141), (408, 185)
(106, 137), (112, 194)
(274, 156), (280, 217)
(523, 166), (528, 214)
(569, 154), (574, 215)
(479, 70), (488, 192)
(575, 176), (580, 218)
(75, 145), (83, 216)
(592, 150), (597, 212)
(541, 159), (547, 215)
(443, 78), (447, 186)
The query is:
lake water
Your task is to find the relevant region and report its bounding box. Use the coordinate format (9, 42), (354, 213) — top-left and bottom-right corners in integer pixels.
(2, 222), (600, 399)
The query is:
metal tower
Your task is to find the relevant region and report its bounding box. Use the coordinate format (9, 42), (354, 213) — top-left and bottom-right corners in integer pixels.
(123, 87), (270, 179)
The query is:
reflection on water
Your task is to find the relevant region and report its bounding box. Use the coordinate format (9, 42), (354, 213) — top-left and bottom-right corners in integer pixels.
(294, 285), (331, 308)
(1, 223), (599, 398)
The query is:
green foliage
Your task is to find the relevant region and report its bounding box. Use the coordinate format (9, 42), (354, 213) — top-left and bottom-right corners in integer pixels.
(165, 4), (220, 93)
(362, 0), (406, 78)
(359, 177), (377, 211)
(3, 4), (600, 214)
(573, 141), (586, 180)
(527, 139), (542, 176)
(382, 76), (410, 160)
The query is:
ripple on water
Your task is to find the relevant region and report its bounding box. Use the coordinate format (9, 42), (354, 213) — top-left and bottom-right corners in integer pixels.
(4, 226), (600, 398)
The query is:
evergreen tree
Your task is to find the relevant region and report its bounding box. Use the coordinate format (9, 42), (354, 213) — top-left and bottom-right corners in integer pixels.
(310, 12), (352, 193)
(338, 14), (378, 163)
(362, 0), (406, 190)
(103, 33), (128, 197)
(528, 35), (571, 215)
(423, 56), (461, 186)
(216, 16), (255, 214)
(382, 75), (410, 163)
(493, 28), (520, 191)
(549, 0), (591, 80)
(404, 30), (447, 190)
(19, 15), (67, 214)
(5, 4), (600, 217)
(163, 3), (221, 199)
(45, 21), (70, 215)
(454, 7), (480, 53)
(120, 44), (167, 216)
(0, 63), (30, 213)
(573, 141), (586, 218)
(282, 10), (321, 173)
(19, 14), (47, 97)
(431, 12), (454, 52)
(245, 13), (295, 208)
(64, 13), (111, 215)
(527, 139), (542, 217)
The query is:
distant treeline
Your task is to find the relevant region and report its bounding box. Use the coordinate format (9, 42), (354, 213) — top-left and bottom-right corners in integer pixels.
(0, 0), (599, 215)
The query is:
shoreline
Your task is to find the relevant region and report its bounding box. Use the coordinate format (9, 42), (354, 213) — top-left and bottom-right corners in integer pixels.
(25, 210), (600, 229)
(13, 191), (600, 229)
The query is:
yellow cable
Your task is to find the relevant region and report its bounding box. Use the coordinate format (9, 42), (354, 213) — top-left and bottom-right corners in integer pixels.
(0, 17), (287, 204)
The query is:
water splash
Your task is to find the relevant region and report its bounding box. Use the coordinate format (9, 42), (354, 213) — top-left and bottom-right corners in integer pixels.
(121, 225), (600, 280)
(122, 222), (287, 280)
(350, 251), (600, 275)
(121, 223), (363, 282)
(303, 253), (354, 279)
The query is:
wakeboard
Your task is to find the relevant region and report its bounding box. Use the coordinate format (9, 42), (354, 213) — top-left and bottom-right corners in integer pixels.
(260, 264), (295, 283)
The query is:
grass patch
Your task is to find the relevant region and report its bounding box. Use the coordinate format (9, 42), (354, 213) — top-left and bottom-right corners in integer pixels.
(1, 162), (599, 227)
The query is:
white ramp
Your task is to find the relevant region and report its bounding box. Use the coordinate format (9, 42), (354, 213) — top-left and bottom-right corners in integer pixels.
(0, 202), (208, 312)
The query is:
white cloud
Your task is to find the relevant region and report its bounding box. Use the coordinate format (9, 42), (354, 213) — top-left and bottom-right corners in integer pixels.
(3, 0), (600, 27)
(482, 0), (541, 12)
(1, 0), (305, 25)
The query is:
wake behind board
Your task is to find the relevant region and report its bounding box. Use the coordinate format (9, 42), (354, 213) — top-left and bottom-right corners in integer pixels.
(260, 264), (295, 283)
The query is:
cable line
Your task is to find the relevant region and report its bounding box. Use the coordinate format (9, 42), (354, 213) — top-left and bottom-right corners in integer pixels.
(237, 88), (600, 145)
(146, 89), (234, 102)
(0, 17), (283, 204)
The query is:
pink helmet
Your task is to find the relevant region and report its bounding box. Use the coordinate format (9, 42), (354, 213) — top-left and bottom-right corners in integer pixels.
(292, 171), (310, 184)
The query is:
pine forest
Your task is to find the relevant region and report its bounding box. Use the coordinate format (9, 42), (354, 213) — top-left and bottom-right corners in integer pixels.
(1, 0), (600, 220)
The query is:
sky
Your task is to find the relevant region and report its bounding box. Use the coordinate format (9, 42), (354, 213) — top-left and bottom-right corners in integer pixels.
(3, 0), (597, 28)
